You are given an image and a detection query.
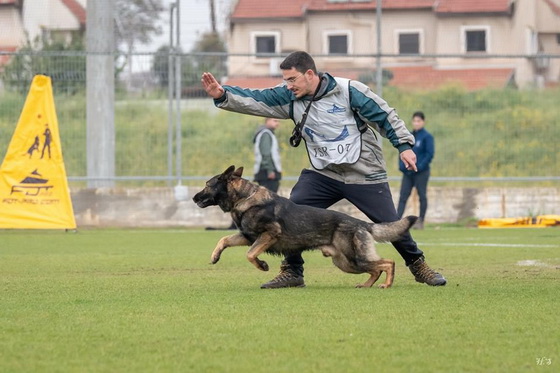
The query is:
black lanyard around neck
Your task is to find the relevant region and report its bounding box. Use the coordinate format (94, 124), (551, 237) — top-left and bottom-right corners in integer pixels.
(289, 81), (322, 148)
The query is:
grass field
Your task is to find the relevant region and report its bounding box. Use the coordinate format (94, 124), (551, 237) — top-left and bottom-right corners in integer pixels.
(1, 227), (559, 372)
(1, 87), (559, 183)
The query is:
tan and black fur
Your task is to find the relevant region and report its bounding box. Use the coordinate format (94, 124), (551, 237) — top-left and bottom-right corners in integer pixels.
(193, 166), (417, 288)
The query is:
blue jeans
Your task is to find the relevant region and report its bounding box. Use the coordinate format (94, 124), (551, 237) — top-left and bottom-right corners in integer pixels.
(397, 169), (430, 221)
(285, 169), (424, 268)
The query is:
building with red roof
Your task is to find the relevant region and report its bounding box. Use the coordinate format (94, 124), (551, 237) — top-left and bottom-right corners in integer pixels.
(224, 0), (560, 90)
(0, 0), (86, 69)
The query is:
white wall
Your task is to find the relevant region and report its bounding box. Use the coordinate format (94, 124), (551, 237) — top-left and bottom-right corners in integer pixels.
(0, 6), (25, 47)
(23, 0), (80, 42)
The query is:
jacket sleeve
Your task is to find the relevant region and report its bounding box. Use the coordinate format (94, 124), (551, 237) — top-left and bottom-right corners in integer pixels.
(417, 132), (435, 172)
(349, 80), (414, 153)
(214, 84), (292, 119)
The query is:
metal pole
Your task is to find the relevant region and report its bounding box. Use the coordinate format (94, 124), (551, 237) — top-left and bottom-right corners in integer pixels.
(175, 0), (182, 185)
(167, 3), (176, 186)
(86, 0), (115, 188)
(376, 0), (383, 96)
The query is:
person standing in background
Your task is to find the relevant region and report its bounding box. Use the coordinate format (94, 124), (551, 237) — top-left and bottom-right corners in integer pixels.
(253, 118), (282, 192)
(397, 111), (434, 230)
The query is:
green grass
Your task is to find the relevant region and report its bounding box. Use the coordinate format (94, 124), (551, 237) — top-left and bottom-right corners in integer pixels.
(1, 227), (559, 372)
(1, 86), (559, 184)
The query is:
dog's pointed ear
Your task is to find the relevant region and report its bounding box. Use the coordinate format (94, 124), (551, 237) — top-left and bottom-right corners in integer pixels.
(220, 165), (236, 179)
(233, 167), (244, 178)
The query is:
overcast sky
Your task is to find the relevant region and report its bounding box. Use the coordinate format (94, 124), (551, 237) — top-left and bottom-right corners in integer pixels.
(137, 0), (234, 52)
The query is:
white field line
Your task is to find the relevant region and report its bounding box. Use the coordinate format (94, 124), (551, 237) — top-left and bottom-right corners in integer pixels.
(416, 242), (559, 248)
(515, 260), (556, 267)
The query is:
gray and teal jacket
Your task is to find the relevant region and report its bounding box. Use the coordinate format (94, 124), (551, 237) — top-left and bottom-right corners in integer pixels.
(214, 72), (415, 184)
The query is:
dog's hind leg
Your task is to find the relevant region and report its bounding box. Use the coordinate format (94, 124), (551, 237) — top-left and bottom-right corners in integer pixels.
(356, 269), (382, 288)
(246, 231), (278, 272)
(356, 259), (395, 289)
(210, 233), (250, 264)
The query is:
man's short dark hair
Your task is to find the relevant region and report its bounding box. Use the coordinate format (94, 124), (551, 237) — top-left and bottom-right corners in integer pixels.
(279, 51), (317, 74)
(412, 111), (425, 120)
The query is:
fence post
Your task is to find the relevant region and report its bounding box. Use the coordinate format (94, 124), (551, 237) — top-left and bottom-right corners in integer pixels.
(168, 3), (176, 186)
(86, 0), (115, 188)
(175, 0), (182, 186)
(376, 0), (383, 97)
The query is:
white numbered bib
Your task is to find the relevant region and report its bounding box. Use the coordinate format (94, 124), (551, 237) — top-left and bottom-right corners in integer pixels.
(303, 122), (362, 170)
(296, 78), (362, 170)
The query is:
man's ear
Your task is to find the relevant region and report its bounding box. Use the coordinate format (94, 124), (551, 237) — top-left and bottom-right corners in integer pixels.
(233, 167), (244, 178)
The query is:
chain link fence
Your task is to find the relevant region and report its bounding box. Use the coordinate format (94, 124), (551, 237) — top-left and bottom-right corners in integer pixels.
(0, 50), (559, 187)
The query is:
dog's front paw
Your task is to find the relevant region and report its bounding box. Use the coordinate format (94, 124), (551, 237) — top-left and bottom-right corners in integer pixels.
(210, 253), (221, 264)
(256, 259), (269, 272)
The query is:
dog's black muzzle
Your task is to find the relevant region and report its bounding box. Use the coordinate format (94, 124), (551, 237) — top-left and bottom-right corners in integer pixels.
(192, 191), (216, 208)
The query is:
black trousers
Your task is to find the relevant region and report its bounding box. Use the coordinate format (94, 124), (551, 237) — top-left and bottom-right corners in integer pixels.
(397, 169), (430, 221)
(254, 170), (281, 193)
(285, 169), (424, 268)
(256, 179), (279, 193)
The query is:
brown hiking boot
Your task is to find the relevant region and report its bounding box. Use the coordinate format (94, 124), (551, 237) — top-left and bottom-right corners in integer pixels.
(260, 261), (305, 289)
(408, 256), (446, 286)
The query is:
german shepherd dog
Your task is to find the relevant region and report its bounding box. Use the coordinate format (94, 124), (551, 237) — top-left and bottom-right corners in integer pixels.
(193, 166), (417, 288)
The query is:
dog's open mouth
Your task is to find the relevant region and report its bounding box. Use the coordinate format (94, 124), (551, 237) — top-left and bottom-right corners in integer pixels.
(196, 200), (209, 208)
(193, 196), (215, 208)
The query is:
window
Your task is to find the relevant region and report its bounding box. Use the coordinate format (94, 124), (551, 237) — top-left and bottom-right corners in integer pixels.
(466, 30), (486, 52)
(556, 33), (560, 45)
(461, 26), (490, 53)
(398, 33), (420, 54)
(324, 31), (352, 55)
(251, 32), (280, 55)
(329, 35), (348, 54)
(256, 36), (275, 54)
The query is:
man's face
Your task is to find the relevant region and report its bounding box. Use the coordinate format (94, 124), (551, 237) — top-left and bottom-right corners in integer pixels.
(265, 118), (280, 130)
(412, 116), (425, 131)
(282, 68), (313, 98)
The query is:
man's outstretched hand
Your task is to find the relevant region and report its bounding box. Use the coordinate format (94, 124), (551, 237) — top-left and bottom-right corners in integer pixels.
(201, 72), (225, 99)
(400, 149), (418, 172)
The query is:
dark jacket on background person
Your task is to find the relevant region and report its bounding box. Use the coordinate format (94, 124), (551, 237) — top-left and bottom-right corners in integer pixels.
(399, 128), (434, 174)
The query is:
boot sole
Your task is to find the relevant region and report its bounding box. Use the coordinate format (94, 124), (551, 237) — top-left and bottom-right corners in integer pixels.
(416, 278), (447, 286)
(260, 283), (306, 289)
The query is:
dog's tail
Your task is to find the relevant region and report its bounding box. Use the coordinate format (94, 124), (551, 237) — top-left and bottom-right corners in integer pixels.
(369, 216), (418, 242)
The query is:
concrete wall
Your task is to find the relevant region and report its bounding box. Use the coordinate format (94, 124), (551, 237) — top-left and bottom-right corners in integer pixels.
(71, 186), (560, 228)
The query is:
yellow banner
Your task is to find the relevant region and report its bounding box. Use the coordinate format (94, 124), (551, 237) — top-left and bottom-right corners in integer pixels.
(0, 75), (76, 229)
(478, 215), (560, 228)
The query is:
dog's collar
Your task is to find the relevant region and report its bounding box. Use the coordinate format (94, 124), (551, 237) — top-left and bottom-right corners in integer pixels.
(232, 191), (256, 226)
(232, 188), (259, 216)
(244, 190), (258, 200)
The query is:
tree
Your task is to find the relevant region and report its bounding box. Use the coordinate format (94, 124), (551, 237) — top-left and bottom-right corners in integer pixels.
(114, 0), (164, 82)
(1, 38), (86, 95)
(152, 45), (196, 90)
(152, 32), (227, 96)
(114, 0), (164, 52)
(188, 32), (227, 84)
